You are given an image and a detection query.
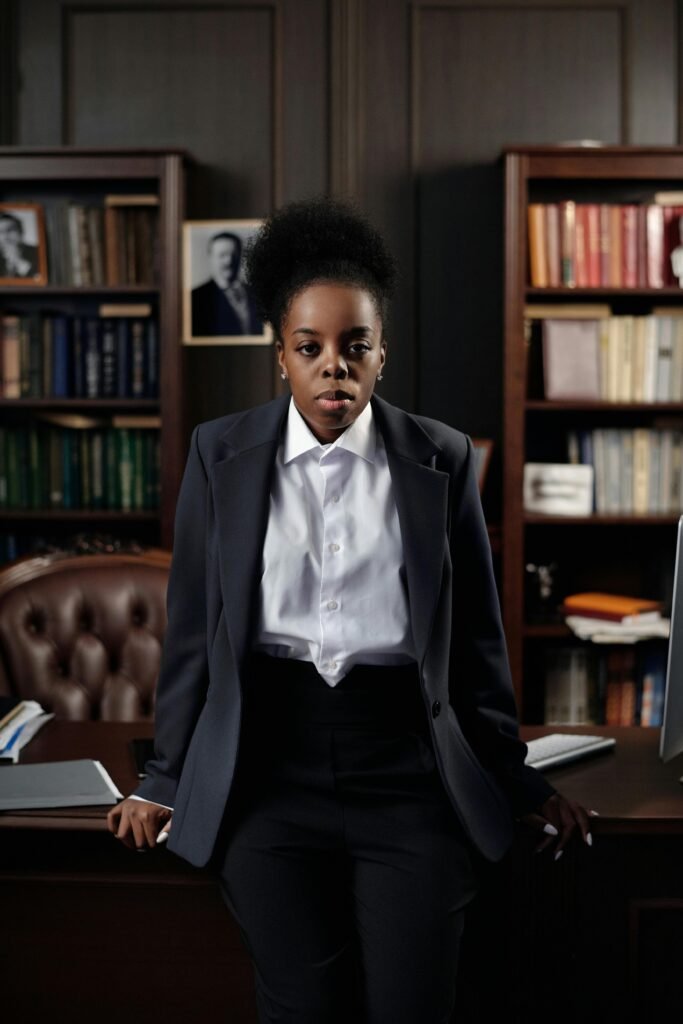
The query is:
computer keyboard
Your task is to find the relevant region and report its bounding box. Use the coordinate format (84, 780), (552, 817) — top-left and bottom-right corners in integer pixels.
(525, 732), (616, 770)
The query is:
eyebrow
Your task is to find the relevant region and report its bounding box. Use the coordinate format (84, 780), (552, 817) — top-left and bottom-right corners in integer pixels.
(291, 325), (375, 337)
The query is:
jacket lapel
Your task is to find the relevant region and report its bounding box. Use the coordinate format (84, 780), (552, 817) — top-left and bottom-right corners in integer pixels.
(210, 396), (289, 671)
(210, 392), (451, 674)
(372, 396), (450, 666)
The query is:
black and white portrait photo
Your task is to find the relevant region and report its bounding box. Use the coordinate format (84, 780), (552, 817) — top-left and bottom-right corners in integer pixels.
(182, 219), (271, 345)
(0, 203), (48, 285)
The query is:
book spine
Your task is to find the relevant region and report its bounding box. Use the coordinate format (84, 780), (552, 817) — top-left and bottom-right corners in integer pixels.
(528, 204), (547, 287)
(560, 201), (576, 287)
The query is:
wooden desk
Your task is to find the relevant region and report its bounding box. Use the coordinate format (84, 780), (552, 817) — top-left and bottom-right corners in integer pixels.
(0, 720), (257, 1024)
(2, 722), (682, 1023)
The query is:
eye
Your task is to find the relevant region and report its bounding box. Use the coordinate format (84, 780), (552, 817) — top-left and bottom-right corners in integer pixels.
(297, 342), (319, 356)
(348, 342), (371, 355)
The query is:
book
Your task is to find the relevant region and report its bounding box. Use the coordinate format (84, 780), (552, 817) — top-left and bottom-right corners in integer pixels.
(0, 758), (123, 808)
(542, 319), (601, 400)
(562, 592), (662, 622)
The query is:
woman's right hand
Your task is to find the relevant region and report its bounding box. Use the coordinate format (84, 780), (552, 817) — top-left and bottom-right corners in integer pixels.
(107, 798), (173, 852)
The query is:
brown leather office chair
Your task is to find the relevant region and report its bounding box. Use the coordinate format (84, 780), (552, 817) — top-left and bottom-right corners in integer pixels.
(0, 548), (171, 721)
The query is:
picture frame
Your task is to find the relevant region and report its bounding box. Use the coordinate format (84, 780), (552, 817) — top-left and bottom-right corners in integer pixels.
(471, 438), (493, 494)
(0, 203), (48, 286)
(182, 219), (272, 345)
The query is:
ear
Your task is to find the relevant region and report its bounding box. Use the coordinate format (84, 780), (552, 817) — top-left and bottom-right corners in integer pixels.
(379, 340), (387, 369)
(276, 340), (286, 373)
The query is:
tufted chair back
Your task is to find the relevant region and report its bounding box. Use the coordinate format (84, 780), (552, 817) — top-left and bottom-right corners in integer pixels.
(0, 549), (171, 721)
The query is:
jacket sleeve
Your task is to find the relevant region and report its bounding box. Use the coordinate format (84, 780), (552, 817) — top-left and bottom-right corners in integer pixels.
(447, 434), (556, 817)
(132, 424), (210, 809)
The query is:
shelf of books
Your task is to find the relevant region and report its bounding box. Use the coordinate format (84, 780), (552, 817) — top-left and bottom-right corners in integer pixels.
(0, 149), (186, 563)
(503, 146), (683, 725)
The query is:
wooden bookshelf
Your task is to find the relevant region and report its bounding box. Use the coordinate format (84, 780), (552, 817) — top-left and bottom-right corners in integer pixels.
(0, 148), (187, 561)
(503, 146), (683, 722)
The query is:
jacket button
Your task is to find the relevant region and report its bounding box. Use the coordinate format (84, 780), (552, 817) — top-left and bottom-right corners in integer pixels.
(431, 700), (441, 718)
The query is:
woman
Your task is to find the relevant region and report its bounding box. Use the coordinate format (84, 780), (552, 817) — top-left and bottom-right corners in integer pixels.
(109, 197), (593, 1023)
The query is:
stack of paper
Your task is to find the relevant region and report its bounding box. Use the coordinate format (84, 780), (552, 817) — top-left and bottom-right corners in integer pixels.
(562, 592), (669, 644)
(0, 698), (54, 763)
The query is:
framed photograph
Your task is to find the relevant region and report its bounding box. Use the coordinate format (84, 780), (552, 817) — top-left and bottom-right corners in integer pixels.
(471, 438), (493, 494)
(0, 203), (48, 285)
(182, 219), (272, 345)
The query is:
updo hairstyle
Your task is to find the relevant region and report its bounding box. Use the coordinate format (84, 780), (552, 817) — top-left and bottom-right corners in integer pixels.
(245, 196), (396, 341)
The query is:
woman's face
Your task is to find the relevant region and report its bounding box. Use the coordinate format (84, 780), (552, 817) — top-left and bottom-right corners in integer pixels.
(277, 282), (386, 444)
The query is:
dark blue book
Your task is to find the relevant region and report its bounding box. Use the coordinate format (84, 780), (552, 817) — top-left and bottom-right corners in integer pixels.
(52, 316), (70, 398)
(71, 316), (84, 397)
(100, 319), (117, 398)
(116, 319), (130, 398)
(84, 318), (101, 399)
(130, 320), (145, 398)
(145, 319), (159, 398)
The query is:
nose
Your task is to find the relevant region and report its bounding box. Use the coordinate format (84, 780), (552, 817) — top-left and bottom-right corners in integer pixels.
(321, 349), (348, 379)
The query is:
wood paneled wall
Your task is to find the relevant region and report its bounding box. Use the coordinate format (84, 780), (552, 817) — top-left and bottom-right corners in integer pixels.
(1, 0), (681, 510)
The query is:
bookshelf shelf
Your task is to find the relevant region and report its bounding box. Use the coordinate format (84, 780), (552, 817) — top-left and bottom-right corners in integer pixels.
(524, 513), (681, 525)
(0, 286), (160, 296)
(0, 399), (160, 410)
(527, 286), (683, 298)
(0, 148), (187, 563)
(504, 146), (683, 724)
(0, 510), (159, 521)
(526, 401), (683, 412)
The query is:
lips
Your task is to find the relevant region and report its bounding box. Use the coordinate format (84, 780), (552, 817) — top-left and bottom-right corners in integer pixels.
(316, 390), (354, 400)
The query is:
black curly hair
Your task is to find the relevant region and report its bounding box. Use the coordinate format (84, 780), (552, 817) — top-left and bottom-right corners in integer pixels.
(245, 196), (396, 341)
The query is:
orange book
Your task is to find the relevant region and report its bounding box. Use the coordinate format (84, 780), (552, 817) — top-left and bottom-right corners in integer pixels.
(561, 591), (662, 622)
(528, 204), (548, 287)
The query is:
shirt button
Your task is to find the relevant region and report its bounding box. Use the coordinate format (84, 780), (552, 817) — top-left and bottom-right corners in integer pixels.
(327, 600), (338, 611)
(431, 700), (441, 718)
(332, 494), (340, 503)
(326, 661), (338, 670)
(329, 543), (340, 553)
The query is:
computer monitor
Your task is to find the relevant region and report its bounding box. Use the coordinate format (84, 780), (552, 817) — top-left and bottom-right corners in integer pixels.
(660, 515), (683, 762)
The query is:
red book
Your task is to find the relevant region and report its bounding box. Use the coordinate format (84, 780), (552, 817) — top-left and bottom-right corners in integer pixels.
(586, 204), (600, 286)
(622, 205), (638, 288)
(575, 205), (589, 287)
(598, 204), (611, 285)
(646, 204), (665, 288)
(545, 203), (561, 286)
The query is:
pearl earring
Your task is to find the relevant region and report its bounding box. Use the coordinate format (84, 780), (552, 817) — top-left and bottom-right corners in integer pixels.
(376, 373), (384, 381)
(281, 372), (288, 381)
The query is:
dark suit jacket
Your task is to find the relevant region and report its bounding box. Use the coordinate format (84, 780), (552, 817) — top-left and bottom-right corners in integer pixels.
(191, 278), (262, 337)
(135, 393), (555, 867)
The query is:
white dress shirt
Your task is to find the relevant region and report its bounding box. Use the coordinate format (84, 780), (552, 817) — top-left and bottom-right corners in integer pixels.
(254, 398), (413, 685)
(132, 397), (413, 810)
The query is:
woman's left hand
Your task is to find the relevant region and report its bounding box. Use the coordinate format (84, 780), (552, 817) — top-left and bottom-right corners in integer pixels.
(520, 793), (598, 860)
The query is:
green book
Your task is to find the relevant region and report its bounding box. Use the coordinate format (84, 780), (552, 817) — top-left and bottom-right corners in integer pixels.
(118, 428), (133, 511)
(27, 425), (41, 509)
(79, 431), (91, 508)
(91, 430), (104, 509)
(48, 429), (63, 508)
(0, 426), (6, 508)
(104, 427), (119, 509)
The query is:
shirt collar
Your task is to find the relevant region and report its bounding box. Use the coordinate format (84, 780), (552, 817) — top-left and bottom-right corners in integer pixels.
(283, 398), (377, 464)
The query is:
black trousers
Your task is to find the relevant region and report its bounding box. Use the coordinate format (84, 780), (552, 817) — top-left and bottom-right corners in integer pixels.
(214, 655), (479, 1024)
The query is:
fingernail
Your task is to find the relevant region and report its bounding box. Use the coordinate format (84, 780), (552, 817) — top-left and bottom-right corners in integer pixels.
(554, 849), (564, 861)
(543, 823), (559, 836)
(585, 833), (593, 847)
(156, 831), (169, 844)
(589, 810), (600, 817)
